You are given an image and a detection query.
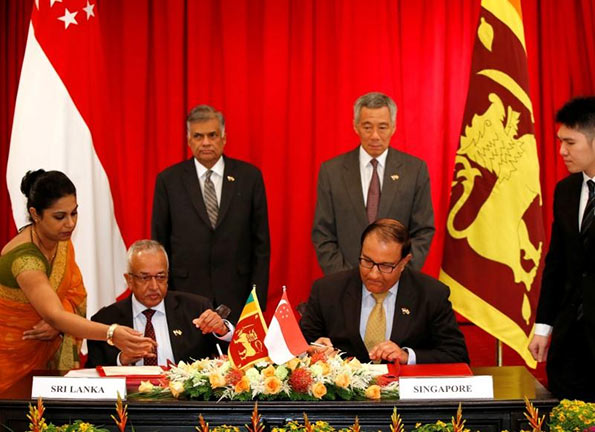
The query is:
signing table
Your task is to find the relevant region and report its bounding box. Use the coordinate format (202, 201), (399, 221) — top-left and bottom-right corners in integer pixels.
(0, 366), (557, 432)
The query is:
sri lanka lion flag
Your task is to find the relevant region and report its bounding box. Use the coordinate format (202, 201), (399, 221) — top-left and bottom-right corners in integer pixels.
(440, 0), (545, 367)
(228, 287), (270, 369)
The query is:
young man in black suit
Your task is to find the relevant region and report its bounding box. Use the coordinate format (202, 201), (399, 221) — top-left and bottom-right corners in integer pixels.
(152, 105), (270, 323)
(529, 97), (595, 401)
(301, 218), (468, 364)
(87, 240), (232, 367)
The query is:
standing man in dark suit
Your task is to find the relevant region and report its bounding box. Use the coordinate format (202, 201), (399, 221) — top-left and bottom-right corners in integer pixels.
(87, 240), (232, 367)
(529, 97), (595, 401)
(312, 92), (434, 274)
(152, 105), (270, 323)
(301, 218), (468, 364)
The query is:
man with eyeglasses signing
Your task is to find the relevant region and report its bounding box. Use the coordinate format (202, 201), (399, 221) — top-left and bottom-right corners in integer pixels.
(86, 240), (233, 367)
(301, 219), (468, 364)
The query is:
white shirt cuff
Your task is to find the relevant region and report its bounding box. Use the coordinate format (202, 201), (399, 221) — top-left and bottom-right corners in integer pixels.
(214, 320), (234, 342)
(404, 347), (416, 365)
(534, 323), (553, 337)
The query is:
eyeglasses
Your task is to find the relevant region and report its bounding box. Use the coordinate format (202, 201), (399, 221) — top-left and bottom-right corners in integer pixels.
(358, 257), (398, 274)
(129, 273), (168, 284)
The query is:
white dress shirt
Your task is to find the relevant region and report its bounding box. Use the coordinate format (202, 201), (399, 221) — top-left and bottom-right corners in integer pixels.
(129, 296), (175, 366)
(194, 156), (225, 206)
(359, 147), (388, 206)
(359, 282), (416, 364)
(534, 172), (595, 338)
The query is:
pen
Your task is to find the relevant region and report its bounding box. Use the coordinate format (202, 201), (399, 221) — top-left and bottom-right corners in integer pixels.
(310, 342), (332, 348)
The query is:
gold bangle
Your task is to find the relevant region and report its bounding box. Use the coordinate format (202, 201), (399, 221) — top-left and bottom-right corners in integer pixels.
(106, 323), (119, 346)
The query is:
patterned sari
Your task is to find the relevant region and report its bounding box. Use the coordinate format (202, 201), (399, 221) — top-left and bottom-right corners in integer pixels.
(0, 240), (86, 392)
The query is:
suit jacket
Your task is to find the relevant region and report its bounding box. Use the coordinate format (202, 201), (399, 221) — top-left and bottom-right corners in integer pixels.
(311, 146), (434, 274)
(152, 156), (270, 323)
(87, 291), (220, 367)
(299, 268), (469, 364)
(536, 173), (595, 399)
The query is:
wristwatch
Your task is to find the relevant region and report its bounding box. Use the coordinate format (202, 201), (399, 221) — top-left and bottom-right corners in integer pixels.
(107, 323), (119, 346)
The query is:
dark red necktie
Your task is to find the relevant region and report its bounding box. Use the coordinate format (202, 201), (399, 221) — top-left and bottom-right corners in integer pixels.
(142, 309), (157, 366)
(367, 158), (381, 223)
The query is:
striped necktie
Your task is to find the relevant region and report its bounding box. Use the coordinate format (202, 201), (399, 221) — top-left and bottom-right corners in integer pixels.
(204, 170), (219, 228)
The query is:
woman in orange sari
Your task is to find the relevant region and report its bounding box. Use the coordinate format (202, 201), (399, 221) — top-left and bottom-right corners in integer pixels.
(0, 170), (156, 392)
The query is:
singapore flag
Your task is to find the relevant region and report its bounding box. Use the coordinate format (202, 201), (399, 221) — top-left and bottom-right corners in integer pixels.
(7, 0), (128, 316)
(264, 288), (309, 365)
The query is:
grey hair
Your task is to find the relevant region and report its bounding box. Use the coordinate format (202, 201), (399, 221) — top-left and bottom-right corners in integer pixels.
(353, 92), (397, 126)
(126, 239), (169, 272)
(186, 105), (226, 137)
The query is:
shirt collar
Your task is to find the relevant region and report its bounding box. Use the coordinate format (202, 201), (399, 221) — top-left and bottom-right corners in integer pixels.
(132, 294), (166, 319)
(582, 172), (595, 184)
(359, 146), (388, 168)
(194, 156), (225, 178)
(362, 280), (399, 300)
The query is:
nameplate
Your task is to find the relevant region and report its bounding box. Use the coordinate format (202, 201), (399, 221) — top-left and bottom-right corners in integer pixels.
(32, 376), (127, 400)
(399, 375), (493, 400)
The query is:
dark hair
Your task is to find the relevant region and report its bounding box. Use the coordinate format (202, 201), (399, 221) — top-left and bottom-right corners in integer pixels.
(360, 218), (412, 258)
(20, 170), (76, 220)
(555, 97), (595, 137)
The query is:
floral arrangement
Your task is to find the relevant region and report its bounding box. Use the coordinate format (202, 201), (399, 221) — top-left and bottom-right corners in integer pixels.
(27, 394), (128, 432)
(135, 353), (399, 401)
(27, 397), (113, 432)
(548, 399), (595, 432)
(24, 397), (580, 432)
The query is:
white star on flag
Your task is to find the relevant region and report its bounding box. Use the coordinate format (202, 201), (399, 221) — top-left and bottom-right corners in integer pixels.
(264, 287), (310, 365)
(50, 0), (63, 6)
(58, 8), (78, 29)
(83, 1), (95, 19)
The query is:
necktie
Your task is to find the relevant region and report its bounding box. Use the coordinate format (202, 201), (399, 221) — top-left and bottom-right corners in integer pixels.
(367, 159), (381, 224)
(364, 291), (389, 352)
(142, 309), (157, 366)
(204, 170), (219, 228)
(581, 179), (595, 237)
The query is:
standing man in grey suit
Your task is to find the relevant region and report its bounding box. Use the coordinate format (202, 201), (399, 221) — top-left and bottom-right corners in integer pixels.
(152, 105), (270, 324)
(312, 92), (435, 274)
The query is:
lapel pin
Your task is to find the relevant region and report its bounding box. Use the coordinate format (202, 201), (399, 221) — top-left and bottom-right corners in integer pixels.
(173, 329), (182, 336)
(401, 307), (410, 315)
(227, 176), (235, 182)
(391, 174), (399, 181)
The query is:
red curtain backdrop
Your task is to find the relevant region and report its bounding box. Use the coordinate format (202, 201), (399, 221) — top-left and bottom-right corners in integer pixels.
(1, 0), (594, 373)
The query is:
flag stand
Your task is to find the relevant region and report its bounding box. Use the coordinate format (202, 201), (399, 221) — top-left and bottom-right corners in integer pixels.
(496, 340), (503, 367)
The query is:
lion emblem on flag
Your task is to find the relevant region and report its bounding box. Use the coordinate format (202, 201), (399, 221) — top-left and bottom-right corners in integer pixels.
(446, 93), (542, 323)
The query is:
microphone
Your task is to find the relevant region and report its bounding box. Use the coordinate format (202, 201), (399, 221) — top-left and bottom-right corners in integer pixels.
(215, 304), (231, 320)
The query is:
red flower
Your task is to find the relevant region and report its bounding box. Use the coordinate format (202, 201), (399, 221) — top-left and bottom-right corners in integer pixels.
(289, 368), (313, 393)
(225, 368), (244, 386)
(309, 352), (328, 364)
